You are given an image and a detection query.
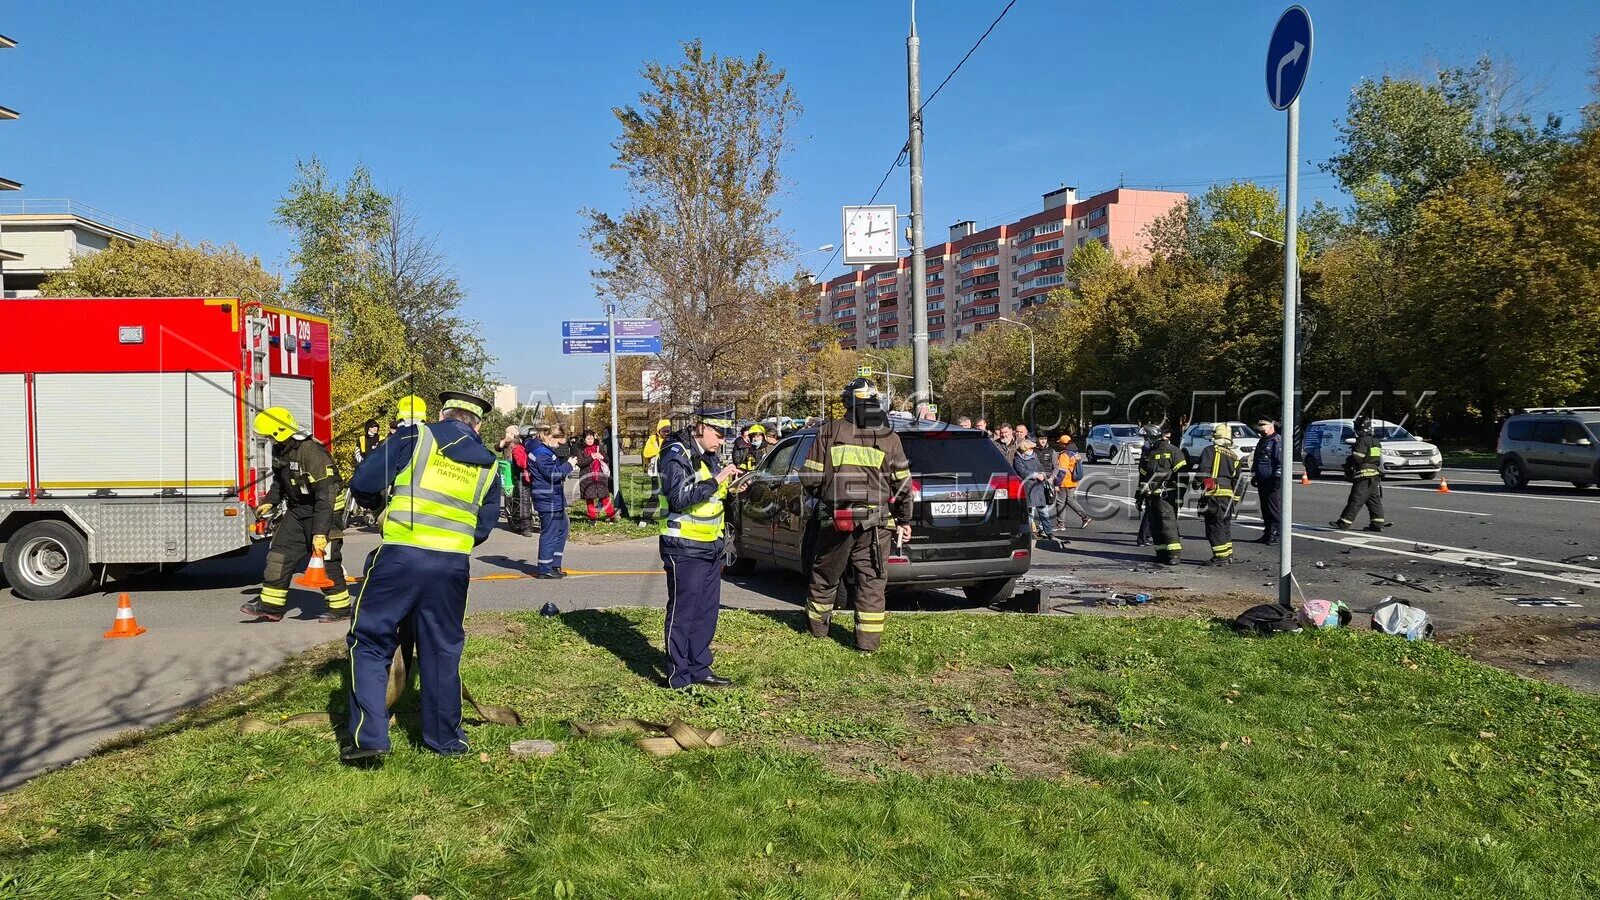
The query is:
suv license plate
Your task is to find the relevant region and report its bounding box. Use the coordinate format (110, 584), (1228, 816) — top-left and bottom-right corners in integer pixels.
(931, 501), (988, 517)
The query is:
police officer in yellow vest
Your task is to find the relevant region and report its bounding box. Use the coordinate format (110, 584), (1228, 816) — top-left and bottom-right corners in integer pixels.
(657, 408), (745, 689)
(1198, 421), (1243, 565)
(241, 407), (352, 623)
(343, 391), (502, 761)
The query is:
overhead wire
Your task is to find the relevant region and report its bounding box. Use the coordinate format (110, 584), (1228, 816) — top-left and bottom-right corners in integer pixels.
(818, 0), (1023, 280)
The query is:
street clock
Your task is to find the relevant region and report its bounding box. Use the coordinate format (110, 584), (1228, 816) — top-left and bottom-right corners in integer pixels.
(841, 205), (898, 265)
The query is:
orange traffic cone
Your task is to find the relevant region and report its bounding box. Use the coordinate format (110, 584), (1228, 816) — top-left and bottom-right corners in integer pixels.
(1437, 476), (1450, 493)
(1299, 471), (1311, 486)
(103, 592), (147, 639)
(295, 549), (336, 590)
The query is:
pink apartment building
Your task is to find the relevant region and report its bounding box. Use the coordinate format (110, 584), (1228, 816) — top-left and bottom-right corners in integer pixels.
(808, 185), (1185, 350)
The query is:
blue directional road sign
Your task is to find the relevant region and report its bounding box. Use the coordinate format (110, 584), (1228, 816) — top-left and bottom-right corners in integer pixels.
(614, 318), (661, 338)
(562, 320), (608, 338)
(1266, 6), (1313, 111)
(614, 336), (663, 355)
(562, 337), (610, 355)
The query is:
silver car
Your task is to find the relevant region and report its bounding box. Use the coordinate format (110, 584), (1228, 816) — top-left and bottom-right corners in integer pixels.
(1496, 408), (1600, 489)
(1084, 424), (1144, 464)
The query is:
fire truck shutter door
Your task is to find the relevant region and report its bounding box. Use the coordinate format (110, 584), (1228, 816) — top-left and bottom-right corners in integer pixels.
(33, 372), (237, 494)
(0, 374), (25, 492)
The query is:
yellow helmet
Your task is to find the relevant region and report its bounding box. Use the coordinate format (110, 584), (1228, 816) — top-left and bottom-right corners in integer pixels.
(253, 407), (300, 442)
(747, 424), (766, 435)
(396, 395), (428, 422)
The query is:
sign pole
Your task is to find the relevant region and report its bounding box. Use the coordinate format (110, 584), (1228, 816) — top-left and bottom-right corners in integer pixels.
(607, 303), (621, 503)
(1278, 95), (1299, 609)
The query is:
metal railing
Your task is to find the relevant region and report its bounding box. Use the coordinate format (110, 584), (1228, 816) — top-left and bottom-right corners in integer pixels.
(0, 198), (166, 240)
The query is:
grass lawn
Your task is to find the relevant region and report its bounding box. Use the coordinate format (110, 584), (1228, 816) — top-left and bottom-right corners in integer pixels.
(3, 610), (1599, 898)
(565, 465), (657, 543)
(1442, 449), (1497, 469)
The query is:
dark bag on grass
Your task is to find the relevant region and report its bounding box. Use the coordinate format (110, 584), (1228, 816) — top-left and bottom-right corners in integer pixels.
(1233, 603), (1302, 636)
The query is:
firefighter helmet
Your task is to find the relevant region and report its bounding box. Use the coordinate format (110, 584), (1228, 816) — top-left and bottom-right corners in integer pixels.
(841, 377), (879, 408)
(1141, 425), (1164, 441)
(1354, 415), (1373, 435)
(1212, 422), (1231, 439)
(252, 407), (300, 442)
(396, 394), (428, 422)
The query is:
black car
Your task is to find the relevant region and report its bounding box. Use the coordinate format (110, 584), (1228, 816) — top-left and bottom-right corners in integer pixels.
(726, 419), (1032, 603)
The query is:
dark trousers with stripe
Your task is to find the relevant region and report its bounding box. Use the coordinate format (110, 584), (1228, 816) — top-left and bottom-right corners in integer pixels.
(1150, 495), (1182, 560)
(1257, 480), (1282, 538)
(662, 551), (723, 687)
(1203, 497), (1234, 559)
(347, 544), (470, 754)
(1337, 477), (1385, 527)
(260, 512), (349, 610)
(535, 506), (569, 574)
(805, 526), (890, 650)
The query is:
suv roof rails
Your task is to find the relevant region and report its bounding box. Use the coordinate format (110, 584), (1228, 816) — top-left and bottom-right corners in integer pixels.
(1513, 406), (1600, 415)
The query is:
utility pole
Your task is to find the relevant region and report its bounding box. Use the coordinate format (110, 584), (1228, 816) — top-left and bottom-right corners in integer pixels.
(906, 1), (931, 408)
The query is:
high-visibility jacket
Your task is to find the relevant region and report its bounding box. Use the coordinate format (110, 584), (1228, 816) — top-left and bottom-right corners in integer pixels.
(799, 416), (913, 526)
(384, 424), (498, 554)
(1139, 440), (1185, 499)
(1054, 450), (1082, 489)
(657, 438), (727, 546)
(1345, 434), (1383, 479)
(1198, 443), (1242, 500)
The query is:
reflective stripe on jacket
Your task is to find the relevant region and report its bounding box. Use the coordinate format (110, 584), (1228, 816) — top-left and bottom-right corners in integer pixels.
(799, 418), (913, 523)
(1200, 444), (1242, 499)
(657, 440), (727, 544)
(1348, 435), (1383, 479)
(383, 424), (497, 554)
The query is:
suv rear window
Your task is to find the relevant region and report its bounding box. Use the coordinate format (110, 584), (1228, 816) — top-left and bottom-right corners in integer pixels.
(902, 432), (1010, 480)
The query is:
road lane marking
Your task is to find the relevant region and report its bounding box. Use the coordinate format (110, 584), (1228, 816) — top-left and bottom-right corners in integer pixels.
(1387, 485), (1600, 504)
(1409, 506), (1491, 516)
(1088, 493), (1600, 590)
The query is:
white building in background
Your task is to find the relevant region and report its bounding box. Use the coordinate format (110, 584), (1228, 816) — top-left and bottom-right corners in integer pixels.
(0, 200), (158, 297)
(492, 383), (519, 414)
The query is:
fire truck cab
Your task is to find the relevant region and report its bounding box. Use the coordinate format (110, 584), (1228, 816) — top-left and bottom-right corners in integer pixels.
(0, 297), (333, 600)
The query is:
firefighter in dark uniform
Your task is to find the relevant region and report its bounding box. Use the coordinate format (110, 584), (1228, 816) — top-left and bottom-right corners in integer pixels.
(343, 391), (502, 761)
(1198, 422), (1243, 565)
(799, 378), (913, 652)
(657, 409), (745, 689)
(1332, 415), (1389, 531)
(1137, 424), (1184, 566)
(241, 407), (352, 623)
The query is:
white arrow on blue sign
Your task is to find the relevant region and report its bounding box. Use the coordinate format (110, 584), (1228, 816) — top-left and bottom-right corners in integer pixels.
(562, 320), (608, 338)
(562, 337), (610, 355)
(1266, 6), (1313, 111)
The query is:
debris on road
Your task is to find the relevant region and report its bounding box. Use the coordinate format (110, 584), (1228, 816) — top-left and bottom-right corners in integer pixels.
(509, 739), (560, 758)
(1503, 597), (1583, 608)
(1368, 572), (1434, 593)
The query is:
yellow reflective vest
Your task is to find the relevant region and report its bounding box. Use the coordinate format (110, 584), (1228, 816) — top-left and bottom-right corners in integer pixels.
(383, 425), (497, 554)
(657, 452), (727, 544)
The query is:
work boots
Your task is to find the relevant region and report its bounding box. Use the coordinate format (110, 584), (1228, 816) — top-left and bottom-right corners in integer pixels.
(239, 599), (287, 622)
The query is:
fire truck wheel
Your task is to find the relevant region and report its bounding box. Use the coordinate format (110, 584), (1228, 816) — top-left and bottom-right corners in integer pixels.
(3, 520), (92, 601)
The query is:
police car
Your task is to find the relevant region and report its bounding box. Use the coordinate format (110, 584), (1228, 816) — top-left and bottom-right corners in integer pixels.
(725, 418), (1032, 604)
(1301, 418), (1442, 480)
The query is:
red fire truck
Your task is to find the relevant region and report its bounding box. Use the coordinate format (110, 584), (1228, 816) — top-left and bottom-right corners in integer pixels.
(0, 297), (334, 600)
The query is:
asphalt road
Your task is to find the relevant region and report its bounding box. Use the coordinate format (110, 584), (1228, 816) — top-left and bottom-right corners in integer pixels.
(3, 464), (1595, 790)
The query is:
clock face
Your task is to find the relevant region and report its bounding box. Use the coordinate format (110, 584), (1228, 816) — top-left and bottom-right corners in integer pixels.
(842, 205), (897, 264)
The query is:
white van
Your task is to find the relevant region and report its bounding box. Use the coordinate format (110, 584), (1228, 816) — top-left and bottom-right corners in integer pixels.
(1301, 419), (1442, 480)
(1179, 421), (1261, 467)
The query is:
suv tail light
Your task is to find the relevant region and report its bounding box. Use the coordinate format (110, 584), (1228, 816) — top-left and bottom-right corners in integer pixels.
(988, 473), (1024, 500)
(909, 477), (922, 502)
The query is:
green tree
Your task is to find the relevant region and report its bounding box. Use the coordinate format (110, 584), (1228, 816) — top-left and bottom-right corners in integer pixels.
(39, 237), (279, 300)
(584, 41), (811, 407)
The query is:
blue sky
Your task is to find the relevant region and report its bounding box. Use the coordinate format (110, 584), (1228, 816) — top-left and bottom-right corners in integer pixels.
(7, 1), (1594, 401)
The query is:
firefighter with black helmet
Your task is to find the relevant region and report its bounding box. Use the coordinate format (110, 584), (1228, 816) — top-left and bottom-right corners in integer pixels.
(241, 407), (352, 623)
(1332, 415), (1389, 531)
(799, 377), (913, 651)
(1197, 422), (1243, 565)
(1137, 423), (1184, 565)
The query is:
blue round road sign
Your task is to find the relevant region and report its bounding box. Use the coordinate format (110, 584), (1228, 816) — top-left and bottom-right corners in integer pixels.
(1266, 5), (1313, 111)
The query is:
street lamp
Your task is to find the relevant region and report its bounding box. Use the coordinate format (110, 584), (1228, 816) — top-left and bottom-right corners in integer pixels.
(995, 316), (1036, 432)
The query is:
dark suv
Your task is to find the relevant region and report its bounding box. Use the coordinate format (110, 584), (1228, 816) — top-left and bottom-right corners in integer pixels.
(726, 419), (1032, 603)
